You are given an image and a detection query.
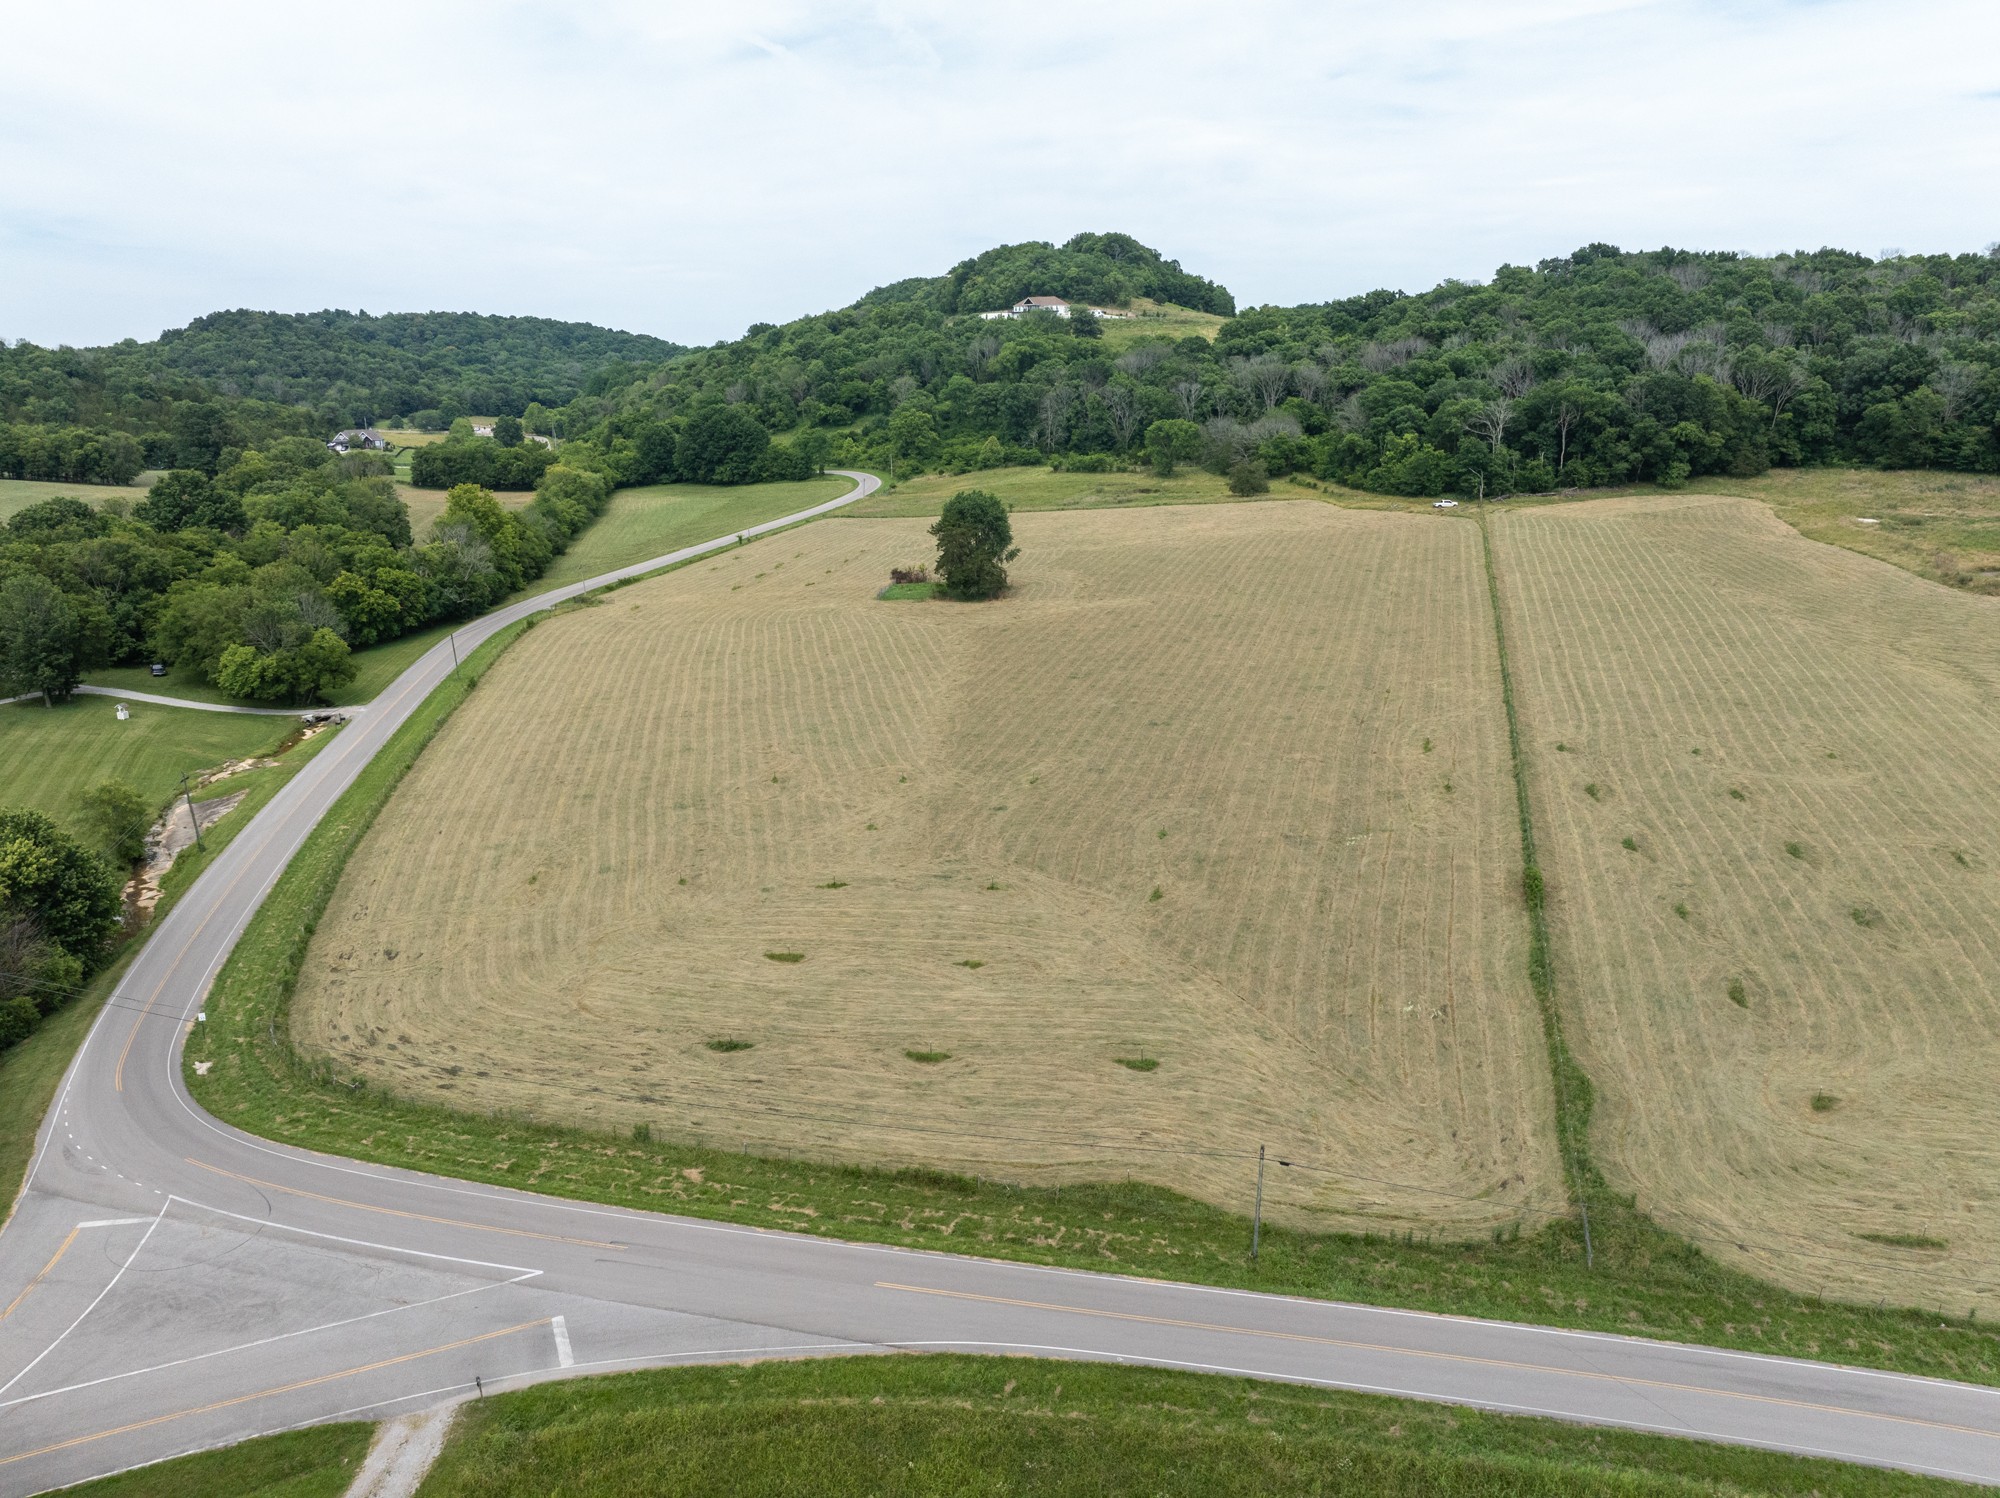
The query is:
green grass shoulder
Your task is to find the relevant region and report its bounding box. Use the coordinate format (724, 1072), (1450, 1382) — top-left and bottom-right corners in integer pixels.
(421, 1355), (1965, 1497)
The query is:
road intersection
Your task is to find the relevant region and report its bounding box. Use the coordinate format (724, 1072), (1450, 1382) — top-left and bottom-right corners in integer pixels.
(4, 472), (2000, 1492)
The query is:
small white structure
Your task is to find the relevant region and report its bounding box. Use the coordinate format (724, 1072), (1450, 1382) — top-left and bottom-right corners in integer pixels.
(115, 702), (130, 720)
(327, 428), (389, 454)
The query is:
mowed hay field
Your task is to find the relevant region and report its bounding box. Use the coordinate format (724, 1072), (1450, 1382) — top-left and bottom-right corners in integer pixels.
(1493, 494), (2000, 1310)
(292, 502), (1563, 1233)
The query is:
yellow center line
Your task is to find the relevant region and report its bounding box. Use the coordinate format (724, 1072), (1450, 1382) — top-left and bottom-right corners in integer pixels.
(1, 1317), (547, 1468)
(875, 1282), (2000, 1444)
(0, 1229), (79, 1326)
(186, 1158), (625, 1250)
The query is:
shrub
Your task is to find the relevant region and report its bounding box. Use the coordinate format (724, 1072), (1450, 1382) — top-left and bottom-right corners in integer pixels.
(889, 565), (930, 585)
(1226, 459), (1270, 495)
(77, 779), (153, 863)
(0, 994), (37, 1051)
(1727, 978), (1748, 1007)
(904, 1049), (951, 1064)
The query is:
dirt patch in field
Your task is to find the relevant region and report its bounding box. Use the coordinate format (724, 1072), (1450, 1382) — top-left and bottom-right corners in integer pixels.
(292, 503), (1562, 1234)
(1494, 493), (2000, 1311)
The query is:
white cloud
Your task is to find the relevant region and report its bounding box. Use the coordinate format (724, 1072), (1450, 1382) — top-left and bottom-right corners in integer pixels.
(2, 0), (1996, 346)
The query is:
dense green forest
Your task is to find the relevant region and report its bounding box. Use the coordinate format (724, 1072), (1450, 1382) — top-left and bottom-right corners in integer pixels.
(0, 311), (680, 486)
(139, 309), (682, 428)
(539, 235), (2000, 497)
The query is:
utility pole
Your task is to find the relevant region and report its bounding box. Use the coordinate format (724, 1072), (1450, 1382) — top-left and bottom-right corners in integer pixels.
(180, 773), (204, 851)
(449, 631), (460, 676)
(1251, 1144), (1266, 1262)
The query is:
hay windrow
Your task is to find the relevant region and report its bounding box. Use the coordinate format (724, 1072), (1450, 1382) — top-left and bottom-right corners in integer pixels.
(291, 503), (1562, 1234)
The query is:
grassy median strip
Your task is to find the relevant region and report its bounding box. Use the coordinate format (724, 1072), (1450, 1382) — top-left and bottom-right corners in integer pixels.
(419, 1355), (1966, 1497)
(48, 1422), (372, 1498)
(184, 544), (2000, 1391)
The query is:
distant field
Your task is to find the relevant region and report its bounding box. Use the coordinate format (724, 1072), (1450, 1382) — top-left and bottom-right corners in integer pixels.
(0, 476), (154, 521)
(1096, 296), (1228, 348)
(292, 502), (1560, 1235)
(847, 464), (1246, 518)
(399, 480), (532, 541)
(1677, 468), (2000, 593)
(523, 474), (854, 594)
(1495, 494), (2000, 1310)
(0, 697), (293, 838)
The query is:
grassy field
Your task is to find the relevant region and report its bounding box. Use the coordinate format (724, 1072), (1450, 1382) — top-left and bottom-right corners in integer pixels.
(417, 1354), (1962, 1497)
(1673, 469), (2000, 592)
(1094, 296), (1229, 348)
(0, 697), (295, 842)
(847, 464), (1254, 518)
(184, 545), (2000, 1380)
(1493, 493), (2000, 1312)
(0, 476), (154, 522)
(400, 482), (534, 542)
(288, 503), (1558, 1234)
(522, 475), (855, 594)
(49, 1423), (371, 1498)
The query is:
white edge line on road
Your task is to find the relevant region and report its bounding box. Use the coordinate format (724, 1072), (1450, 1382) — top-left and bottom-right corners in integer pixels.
(0, 1200), (169, 1399)
(165, 1195), (545, 1276)
(72, 1219), (150, 1229)
(0, 1269), (537, 1414)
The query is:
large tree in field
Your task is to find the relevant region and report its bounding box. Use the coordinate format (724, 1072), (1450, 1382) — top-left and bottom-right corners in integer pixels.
(0, 573), (87, 706)
(930, 490), (1019, 600)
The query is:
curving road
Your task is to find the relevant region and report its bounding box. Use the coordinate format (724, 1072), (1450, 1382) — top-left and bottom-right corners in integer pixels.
(3, 471), (2000, 1492)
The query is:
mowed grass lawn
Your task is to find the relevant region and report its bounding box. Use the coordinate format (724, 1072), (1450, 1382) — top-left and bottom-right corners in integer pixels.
(47, 1423), (371, 1498)
(411, 1355), (1966, 1497)
(0, 697), (294, 832)
(0, 476), (154, 521)
(1494, 493), (2000, 1312)
(289, 502), (1561, 1237)
(521, 473), (857, 595)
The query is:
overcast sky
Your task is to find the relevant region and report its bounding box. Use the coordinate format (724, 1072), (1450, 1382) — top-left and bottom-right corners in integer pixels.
(3, 1), (1996, 349)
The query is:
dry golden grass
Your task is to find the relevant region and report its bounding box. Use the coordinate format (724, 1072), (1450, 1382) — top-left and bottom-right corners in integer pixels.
(1493, 494), (2000, 1310)
(398, 482), (532, 541)
(292, 503), (1561, 1233)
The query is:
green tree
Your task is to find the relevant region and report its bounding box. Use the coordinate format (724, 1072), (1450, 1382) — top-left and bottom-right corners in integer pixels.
(887, 406), (940, 466)
(1145, 419), (1204, 476)
(135, 470), (247, 534)
(214, 627), (355, 704)
(0, 909), (84, 1018)
(676, 406), (770, 484)
(77, 780), (152, 863)
(795, 428), (833, 474)
(493, 414), (524, 447)
(0, 809), (121, 963)
(1070, 309), (1103, 339)
(0, 574), (87, 706)
(930, 489), (1020, 600)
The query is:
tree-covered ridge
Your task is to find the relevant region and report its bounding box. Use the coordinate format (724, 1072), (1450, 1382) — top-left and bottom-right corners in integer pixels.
(545, 239), (2000, 497)
(0, 341), (318, 484)
(139, 309), (684, 429)
(860, 232), (1237, 316)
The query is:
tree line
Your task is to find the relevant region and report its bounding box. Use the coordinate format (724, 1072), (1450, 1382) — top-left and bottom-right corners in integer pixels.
(527, 238), (2000, 499)
(0, 437), (612, 706)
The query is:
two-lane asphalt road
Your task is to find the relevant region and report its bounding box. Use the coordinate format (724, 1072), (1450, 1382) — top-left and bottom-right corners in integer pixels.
(5, 470), (2000, 1493)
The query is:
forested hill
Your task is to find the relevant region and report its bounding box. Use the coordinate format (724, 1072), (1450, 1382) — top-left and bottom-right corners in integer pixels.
(136, 310), (682, 429)
(548, 237), (2000, 496)
(858, 233), (1236, 316)
(0, 310), (680, 484)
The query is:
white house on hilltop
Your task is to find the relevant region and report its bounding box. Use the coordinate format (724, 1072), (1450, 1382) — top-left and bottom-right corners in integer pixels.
(978, 296), (1136, 322)
(326, 429), (388, 454)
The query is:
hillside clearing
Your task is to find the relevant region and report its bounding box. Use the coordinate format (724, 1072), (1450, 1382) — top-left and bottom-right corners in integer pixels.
(0, 476), (154, 521)
(291, 501), (1561, 1234)
(847, 464), (1248, 518)
(1494, 494), (2000, 1311)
